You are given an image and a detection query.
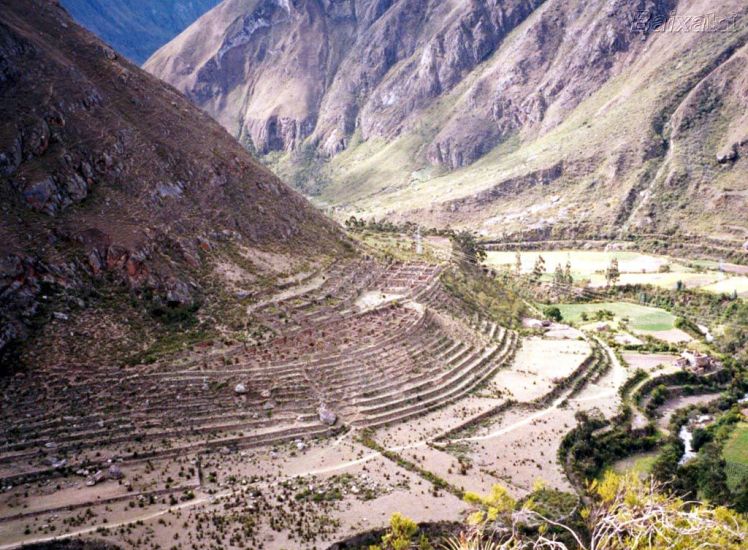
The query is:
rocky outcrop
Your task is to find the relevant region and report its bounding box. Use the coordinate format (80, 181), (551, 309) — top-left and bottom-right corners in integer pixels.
(0, 0), (346, 365)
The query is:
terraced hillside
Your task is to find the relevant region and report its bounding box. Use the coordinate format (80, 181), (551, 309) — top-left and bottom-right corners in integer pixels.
(0, 258), (519, 487)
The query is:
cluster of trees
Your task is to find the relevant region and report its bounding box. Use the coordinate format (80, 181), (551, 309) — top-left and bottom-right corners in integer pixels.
(343, 216), (448, 238)
(543, 306), (563, 322)
(441, 267), (525, 329)
(559, 409), (658, 482)
(344, 216), (412, 234)
(652, 404), (748, 513)
(451, 231), (487, 266)
(579, 309), (615, 322)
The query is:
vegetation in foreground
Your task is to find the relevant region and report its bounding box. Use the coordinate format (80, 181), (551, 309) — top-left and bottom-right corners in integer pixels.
(369, 472), (746, 549)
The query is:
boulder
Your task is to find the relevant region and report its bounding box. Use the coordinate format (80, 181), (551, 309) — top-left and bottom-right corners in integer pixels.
(716, 144), (738, 163)
(165, 278), (192, 305)
(318, 404), (337, 426)
(234, 383), (247, 395)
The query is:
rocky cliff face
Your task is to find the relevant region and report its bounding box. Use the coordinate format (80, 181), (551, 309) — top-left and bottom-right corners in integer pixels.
(0, 0), (345, 368)
(146, 0), (548, 156)
(145, 0), (677, 161)
(147, 0), (748, 241)
(59, 0), (221, 64)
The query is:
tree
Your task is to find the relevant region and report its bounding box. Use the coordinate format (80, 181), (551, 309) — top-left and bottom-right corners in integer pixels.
(695, 442), (731, 505)
(543, 306), (563, 322)
(564, 259), (573, 285)
(515, 250), (523, 277)
(452, 231), (486, 266)
(605, 258), (620, 287)
(447, 472), (748, 549)
(553, 264), (566, 289)
(733, 476), (748, 513)
(530, 255), (546, 283)
(370, 513), (430, 550)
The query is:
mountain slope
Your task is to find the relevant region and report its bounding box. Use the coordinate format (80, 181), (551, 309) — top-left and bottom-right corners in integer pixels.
(146, 0), (748, 244)
(0, 0), (346, 368)
(60, 0), (221, 64)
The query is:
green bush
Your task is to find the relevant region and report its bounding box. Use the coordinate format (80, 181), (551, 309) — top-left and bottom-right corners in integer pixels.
(543, 306), (563, 322)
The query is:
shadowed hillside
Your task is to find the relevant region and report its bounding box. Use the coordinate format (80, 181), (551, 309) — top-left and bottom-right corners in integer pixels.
(0, 0), (347, 369)
(59, 0), (221, 64)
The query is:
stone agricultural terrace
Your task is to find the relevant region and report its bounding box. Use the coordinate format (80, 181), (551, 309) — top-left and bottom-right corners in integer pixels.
(0, 260), (517, 489)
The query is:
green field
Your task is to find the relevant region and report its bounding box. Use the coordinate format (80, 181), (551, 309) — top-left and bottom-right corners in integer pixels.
(555, 302), (676, 332)
(486, 249), (746, 295)
(612, 452), (659, 479)
(701, 277), (748, 297)
(723, 422), (748, 491)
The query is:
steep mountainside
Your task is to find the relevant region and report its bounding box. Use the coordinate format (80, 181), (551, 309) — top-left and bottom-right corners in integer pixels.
(60, 0), (221, 64)
(147, 0), (748, 244)
(0, 0), (346, 368)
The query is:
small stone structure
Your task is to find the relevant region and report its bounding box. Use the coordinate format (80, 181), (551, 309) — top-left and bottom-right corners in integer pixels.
(676, 351), (721, 374)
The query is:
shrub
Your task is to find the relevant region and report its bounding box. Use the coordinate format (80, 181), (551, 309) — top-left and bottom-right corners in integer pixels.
(543, 306), (563, 322)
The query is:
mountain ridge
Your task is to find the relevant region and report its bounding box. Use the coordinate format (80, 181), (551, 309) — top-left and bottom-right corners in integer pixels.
(146, 0), (748, 244)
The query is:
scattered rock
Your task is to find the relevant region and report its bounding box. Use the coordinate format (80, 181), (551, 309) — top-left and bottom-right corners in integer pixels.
(85, 470), (106, 486)
(234, 383), (247, 395)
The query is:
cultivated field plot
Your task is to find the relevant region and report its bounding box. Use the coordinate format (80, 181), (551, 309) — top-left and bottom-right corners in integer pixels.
(487, 250), (670, 276)
(486, 249), (748, 295)
(612, 452), (659, 478)
(555, 302), (676, 332)
(490, 337), (590, 402)
(701, 276), (748, 297)
(723, 423), (748, 491)
(621, 352), (680, 373)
